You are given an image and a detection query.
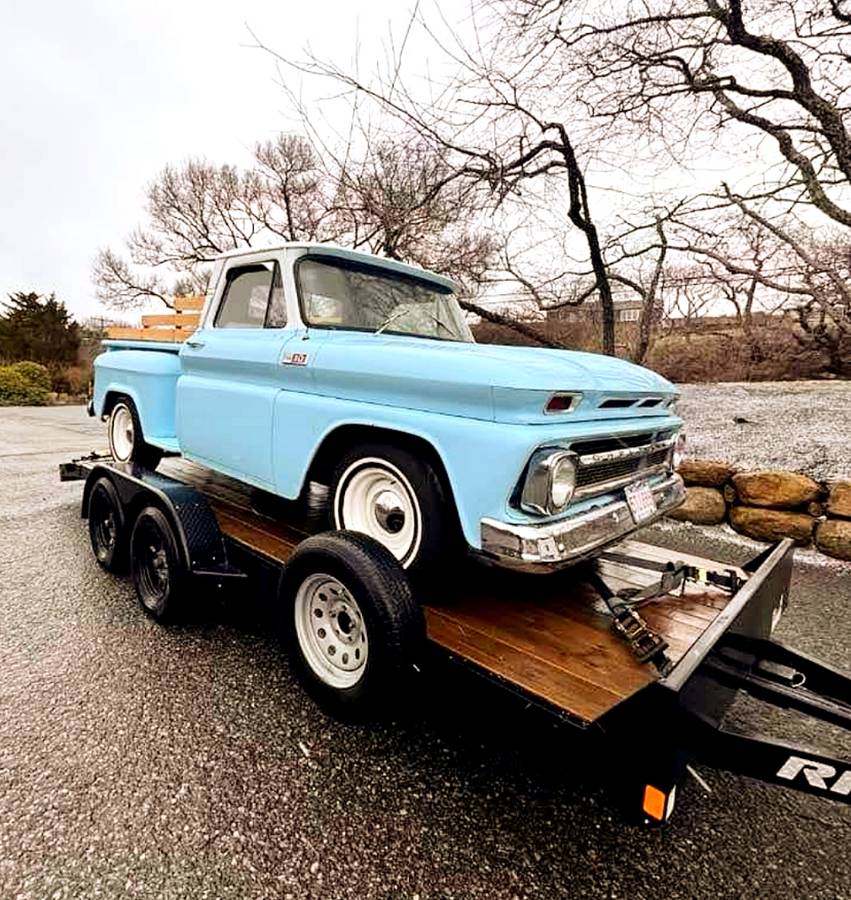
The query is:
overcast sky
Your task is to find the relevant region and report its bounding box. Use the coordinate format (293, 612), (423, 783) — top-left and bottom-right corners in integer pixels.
(0, 0), (415, 321)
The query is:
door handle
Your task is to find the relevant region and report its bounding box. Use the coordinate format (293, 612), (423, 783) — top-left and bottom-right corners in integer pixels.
(185, 340), (206, 349)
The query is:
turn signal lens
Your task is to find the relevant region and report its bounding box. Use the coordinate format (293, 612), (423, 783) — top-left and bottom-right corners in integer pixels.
(545, 392), (581, 414)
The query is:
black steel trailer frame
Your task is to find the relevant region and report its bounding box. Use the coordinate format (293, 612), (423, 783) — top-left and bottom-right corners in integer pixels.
(599, 543), (850, 821)
(60, 455), (851, 826)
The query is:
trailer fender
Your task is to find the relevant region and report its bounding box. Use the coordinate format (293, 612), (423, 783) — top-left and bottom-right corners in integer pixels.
(81, 464), (231, 576)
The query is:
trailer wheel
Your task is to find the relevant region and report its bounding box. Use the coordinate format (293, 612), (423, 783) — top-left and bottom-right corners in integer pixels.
(280, 531), (424, 719)
(107, 398), (163, 471)
(87, 476), (128, 573)
(130, 506), (187, 622)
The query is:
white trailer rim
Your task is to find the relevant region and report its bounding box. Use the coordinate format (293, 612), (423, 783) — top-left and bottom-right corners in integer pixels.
(294, 573), (369, 689)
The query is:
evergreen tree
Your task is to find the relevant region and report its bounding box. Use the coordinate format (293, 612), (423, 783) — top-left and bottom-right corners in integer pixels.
(0, 293), (80, 364)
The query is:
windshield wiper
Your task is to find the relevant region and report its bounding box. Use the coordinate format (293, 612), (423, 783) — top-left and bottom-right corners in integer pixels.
(374, 310), (407, 335)
(374, 309), (459, 339)
(427, 312), (456, 337)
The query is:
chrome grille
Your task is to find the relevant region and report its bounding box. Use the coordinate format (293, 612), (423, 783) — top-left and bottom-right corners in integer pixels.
(575, 446), (670, 489)
(571, 432), (674, 498)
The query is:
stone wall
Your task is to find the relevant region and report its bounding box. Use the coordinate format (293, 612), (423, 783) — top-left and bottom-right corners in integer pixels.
(668, 461), (851, 561)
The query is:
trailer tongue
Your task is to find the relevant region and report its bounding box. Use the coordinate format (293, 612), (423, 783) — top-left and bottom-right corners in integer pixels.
(60, 454), (851, 825)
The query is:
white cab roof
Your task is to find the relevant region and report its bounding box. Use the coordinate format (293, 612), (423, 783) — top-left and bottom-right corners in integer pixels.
(210, 242), (458, 292)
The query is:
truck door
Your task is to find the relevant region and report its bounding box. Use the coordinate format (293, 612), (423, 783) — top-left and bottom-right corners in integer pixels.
(176, 257), (296, 489)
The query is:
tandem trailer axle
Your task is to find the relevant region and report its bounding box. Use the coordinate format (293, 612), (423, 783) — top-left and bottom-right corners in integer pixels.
(60, 454), (851, 825)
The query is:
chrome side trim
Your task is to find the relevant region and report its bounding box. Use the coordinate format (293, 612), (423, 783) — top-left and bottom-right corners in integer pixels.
(480, 474), (686, 573)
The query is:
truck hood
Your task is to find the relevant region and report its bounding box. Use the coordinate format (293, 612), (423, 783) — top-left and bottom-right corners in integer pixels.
(310, 333), (678, 424)
(437, 342), (670, 393)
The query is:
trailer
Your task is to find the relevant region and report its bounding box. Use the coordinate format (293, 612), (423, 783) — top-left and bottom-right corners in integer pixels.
(60, 453), (851, 826)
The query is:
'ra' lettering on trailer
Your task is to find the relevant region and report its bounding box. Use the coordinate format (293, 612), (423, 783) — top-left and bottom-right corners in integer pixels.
(777, 756), (851, 795)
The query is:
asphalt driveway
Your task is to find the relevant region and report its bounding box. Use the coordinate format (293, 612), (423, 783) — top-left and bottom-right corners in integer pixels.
(1, 406), (849, 899)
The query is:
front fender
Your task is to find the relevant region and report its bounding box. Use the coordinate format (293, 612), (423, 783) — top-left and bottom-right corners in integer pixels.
(272, 391), (547, 549)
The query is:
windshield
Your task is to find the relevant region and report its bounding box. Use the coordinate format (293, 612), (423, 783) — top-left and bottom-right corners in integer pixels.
(297, 257), (474, 343)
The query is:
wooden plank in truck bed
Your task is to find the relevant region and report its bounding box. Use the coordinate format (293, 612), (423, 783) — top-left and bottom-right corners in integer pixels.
(106, 326), (187, 342)
(173, 295), (205, 311)
(162, 458), (735, 724)
(141, 313), (201, 328)
(105, 295), (203, 342)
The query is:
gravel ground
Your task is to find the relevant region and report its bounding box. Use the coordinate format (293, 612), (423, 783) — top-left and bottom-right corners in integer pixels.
(678, 380), (851, 480)
(648, 517), (851, 571)
(1, 406), (850, 900)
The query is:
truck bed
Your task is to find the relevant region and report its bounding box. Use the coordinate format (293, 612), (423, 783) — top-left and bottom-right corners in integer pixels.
(162, 458), (737, 725)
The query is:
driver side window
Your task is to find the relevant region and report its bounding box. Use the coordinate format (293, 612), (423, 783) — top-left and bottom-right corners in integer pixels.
(215, 261), (286, 329)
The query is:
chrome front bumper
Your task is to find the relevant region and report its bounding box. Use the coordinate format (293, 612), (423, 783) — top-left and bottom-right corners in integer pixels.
(479, 474), (686, 573)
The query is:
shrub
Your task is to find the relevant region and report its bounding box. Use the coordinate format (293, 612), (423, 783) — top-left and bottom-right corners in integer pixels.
(646, 325), (826, 383)
(0, 366), (50, 406)
(11, 360), (51, 391)
(49, 362), (91, 395)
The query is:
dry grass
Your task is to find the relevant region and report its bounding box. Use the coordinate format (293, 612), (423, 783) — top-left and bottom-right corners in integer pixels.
(473, 317), (840, 382)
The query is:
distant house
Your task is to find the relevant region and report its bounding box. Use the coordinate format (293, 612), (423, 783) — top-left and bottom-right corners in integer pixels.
(547, 297), (653, 324)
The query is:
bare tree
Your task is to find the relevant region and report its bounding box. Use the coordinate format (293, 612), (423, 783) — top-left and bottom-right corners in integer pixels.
(659, 186), (851, 372)
(258, 12), (622, 354)
(94, 137), (333, 309)
(320, 134), (498, 290)
(530, 0), (851, 226)
(94, 127), (498, 313)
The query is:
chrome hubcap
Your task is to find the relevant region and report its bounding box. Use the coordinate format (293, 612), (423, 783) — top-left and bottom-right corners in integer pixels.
(373, 489), (406, 534)
(294, 574), (368, 688)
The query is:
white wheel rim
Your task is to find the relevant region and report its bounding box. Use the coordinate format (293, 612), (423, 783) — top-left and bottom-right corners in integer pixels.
(334, 459), (421, 567)
(294, 573), (368, 689)
(110, 405), (135, 461)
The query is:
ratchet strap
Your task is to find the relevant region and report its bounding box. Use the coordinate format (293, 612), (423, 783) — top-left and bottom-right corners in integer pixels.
(588, 553), (744, 675)
(586, 570), (673, 675)
(597, 551), (744, 602)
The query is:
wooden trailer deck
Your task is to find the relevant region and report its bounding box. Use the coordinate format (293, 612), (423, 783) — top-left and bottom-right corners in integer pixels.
(163, 458), (740, 725)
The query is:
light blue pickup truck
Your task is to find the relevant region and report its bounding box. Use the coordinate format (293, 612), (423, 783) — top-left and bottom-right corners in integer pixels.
(92, 243), (686, 575)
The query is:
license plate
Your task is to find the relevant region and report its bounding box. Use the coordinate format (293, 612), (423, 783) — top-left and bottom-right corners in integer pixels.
(625, 480), (657, 524)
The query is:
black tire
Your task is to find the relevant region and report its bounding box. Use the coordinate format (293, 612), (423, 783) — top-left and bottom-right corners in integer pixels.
(87, 476), (128, 574)
(279, 530), (424, 720)
(330, 442), (458, 577)
(107, 397), (163, 471)
(130, 506), (188, 622)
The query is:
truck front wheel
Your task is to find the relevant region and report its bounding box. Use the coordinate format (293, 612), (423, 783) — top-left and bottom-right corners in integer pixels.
(330, 442), (457, 577)
(107, 398), (163, 471)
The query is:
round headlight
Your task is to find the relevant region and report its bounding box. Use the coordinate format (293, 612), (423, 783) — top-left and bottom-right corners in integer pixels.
(672, 432), (687, 469)
(550, 455), (577, 509)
